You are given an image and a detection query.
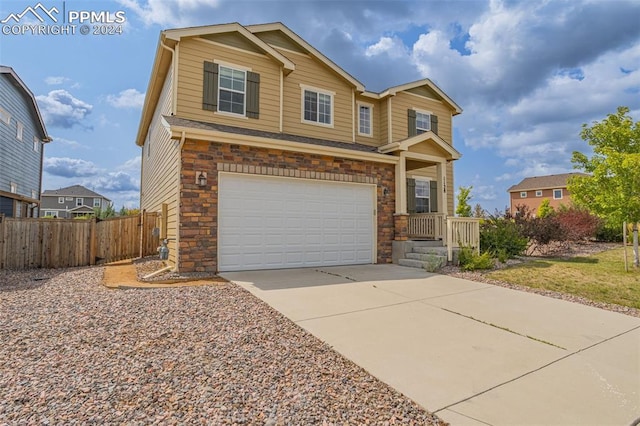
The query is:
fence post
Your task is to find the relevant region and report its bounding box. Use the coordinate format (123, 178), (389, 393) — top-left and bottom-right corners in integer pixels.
(139, 210), (145, 259)
(89, 217), (97, 266)
(0, 214), (4, 269)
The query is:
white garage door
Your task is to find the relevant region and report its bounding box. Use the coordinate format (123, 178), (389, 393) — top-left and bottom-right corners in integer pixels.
(218, 173), (375, 272)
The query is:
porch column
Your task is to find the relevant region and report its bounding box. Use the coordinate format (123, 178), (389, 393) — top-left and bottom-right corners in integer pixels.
(437, 161), (448, 215)
(395, 151), (407, 214)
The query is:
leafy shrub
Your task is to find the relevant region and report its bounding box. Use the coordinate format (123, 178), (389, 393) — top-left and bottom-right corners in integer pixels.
(596, 223), (623, 242)
(537, 199), (554, 218)
(518, 215), (565, 246)
(459, 246), (495, 271)
(555, 207), (601, 241)
(480, 214), (528, 258)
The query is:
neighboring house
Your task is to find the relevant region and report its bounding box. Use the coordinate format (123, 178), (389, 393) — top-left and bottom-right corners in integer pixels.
(0, 66), (52, 218)
(41, 185), (111, 218)
(136, 22), (466, 273)
(507, 173), (588, 214)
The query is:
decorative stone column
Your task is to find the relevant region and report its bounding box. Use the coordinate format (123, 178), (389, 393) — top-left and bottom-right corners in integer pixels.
(394, 213), (410, 241)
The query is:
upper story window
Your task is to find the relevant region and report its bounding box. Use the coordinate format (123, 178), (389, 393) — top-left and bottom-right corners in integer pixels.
(93, 199), (101, 207)
(218, 65), (246, 115)
(408, 109), (438, 136)
(520, 192), (527, 198)
(358, 103), (372, 136)
(76, 197), (83, 206)
(10, 182), (17, 193)
(33, 136), (39, 152)
(301, 85), (333, 127)
(553, 189), (563, 199)
(16, 122), (23, 141)
(202, 61), (260, 119)
(535, 190), (543, 197)
(0, 107), (10, 125)
(58, 197), (64, 204)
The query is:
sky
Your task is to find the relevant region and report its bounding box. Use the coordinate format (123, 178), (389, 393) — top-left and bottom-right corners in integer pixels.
(0, 0), (639, 212)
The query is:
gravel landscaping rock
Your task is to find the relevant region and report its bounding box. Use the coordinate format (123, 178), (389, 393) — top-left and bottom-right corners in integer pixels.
(0, 267), (444, 425)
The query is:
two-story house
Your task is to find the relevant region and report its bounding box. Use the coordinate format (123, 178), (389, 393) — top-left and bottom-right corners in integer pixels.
(507, 173), (587, 214)
(41, 185), (111, 218)
(0, 66), (52, 218)
(136, 22), (468, 273)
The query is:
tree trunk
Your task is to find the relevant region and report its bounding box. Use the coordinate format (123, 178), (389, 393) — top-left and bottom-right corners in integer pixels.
(633, 223), (639, 268)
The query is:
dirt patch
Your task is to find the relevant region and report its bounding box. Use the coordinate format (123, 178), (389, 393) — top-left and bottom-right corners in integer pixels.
(101, 259), (226, 289)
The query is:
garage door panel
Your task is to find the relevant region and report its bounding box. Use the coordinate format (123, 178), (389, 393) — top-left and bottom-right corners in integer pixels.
(219, 173), (375, 272)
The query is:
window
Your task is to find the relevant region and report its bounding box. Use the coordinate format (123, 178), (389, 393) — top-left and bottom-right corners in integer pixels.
(302, 86), (333, 126)
(535, 190), (543, 197)
(44, 211), (56, 217)
(76, 198), (83, 206)
(415, 179), (431, 213)
(31, 190), (37, 199)
(16, 122), (23, 141)
(553, 189), (563, 199)
(33, 137), (39, 152)
(58, 197), (64, 204)
(520, 192), (527, 198)
(218, 65), (246, 115)
(416, 111), (431, 134)
(10, 182), (17, 193)
(93, 199), (101, 208)
(358, 103), (372, 136)
(0, 107), (10, 125)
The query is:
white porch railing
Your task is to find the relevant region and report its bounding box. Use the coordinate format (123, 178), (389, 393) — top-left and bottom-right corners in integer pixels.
(408, 214), (481, 261)
(408, 213), (446, 240)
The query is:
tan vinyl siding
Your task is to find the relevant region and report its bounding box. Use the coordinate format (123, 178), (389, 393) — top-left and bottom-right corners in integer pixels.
(140, 64), (180, 265)
(391, 92), (453, 144)
(354, 96), (381, 147)
(255, 30), (307, 53)
(379, 98), (390, 146)
(200, 33), (263, 54)
(176, 37), (281, 132)
(277, 48), (354, 142)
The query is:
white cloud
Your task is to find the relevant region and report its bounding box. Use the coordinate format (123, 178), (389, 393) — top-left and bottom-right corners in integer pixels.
(365, 36), (408, 58)
(50, 136), (86, 150)
(36, 90), (92, 129)
(106, 88), (146, 109)
(117, 0), (220, 26)
(44, 157), (100, 178)
(45, 76), (68, 85)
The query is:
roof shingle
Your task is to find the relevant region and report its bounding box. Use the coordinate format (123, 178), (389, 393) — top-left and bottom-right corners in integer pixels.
(507, 173), (589, 192)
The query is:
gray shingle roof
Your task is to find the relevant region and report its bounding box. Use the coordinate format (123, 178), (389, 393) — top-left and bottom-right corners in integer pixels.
(507, 173), (589, 192)
(162, 115), (380, 153)
(42, 185), (110, 201)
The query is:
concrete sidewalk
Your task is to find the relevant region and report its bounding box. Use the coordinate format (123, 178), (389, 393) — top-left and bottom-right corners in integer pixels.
(221, 265), (640, 426)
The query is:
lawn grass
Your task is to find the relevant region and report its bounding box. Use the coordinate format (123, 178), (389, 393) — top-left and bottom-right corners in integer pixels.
(486, 248), (640, 309)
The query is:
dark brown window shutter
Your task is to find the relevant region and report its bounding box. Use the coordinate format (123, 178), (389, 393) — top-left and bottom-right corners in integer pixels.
(407, 178), (416, 214)
(430, 115), (438, 135)
(246, 71), (260, 119)
(203, 61), (218, 111)
(430, 180), (438, 213)
(408, 109), (417, 137)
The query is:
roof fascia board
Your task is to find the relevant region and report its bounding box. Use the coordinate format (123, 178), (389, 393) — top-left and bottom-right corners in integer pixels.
(378, 131), (461, 159)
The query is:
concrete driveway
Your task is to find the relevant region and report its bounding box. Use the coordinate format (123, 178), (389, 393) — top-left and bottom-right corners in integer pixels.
(221, 265), (640, 425)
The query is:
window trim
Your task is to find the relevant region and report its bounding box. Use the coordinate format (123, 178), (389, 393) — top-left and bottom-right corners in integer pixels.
(414, 178), (431, 214)
(33, 136), (39, 152)
(357, 102), (373, 137)
(520, 191), (527, 198)
(10, 182), (17, 194)
(216, 62), (248, 118)
(16, 122), (23, 141)
(0, 107), (10, 125)
(58, 197), (64, 204)
(93, 198), (101, 208)
(300, 84), (335, 128)
(76, 197), (84, 206)
(535, 190), (543, 197)
(414, 108), (432, 134)
(553, 189), (563, 200)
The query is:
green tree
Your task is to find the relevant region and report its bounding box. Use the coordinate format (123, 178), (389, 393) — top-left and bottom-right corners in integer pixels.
(537, 198), (554, 218)
(93, 204), (116, 219)
(569, 106), (640, 267)
(473, 203), (486, 218)
(455, 186), (473, 217)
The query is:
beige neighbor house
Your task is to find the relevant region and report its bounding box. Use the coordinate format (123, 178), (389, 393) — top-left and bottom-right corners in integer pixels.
(136, 22), (476, 273)
(507, 173), (587, 214)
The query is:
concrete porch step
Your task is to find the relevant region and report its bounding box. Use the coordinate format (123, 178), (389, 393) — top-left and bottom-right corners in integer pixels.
(398, 255), (446, 272)
(413, 246), (448, 255)
(406, 252), (447, 262)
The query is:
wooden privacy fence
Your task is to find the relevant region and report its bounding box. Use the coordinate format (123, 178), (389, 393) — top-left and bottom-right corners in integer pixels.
(0, 212), (159, 270)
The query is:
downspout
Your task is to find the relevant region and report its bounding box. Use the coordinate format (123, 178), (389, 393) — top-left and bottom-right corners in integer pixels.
(160, 39), (177, 114)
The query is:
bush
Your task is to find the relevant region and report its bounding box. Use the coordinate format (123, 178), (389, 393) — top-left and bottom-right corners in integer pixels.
(555, 208), (601, 241)
(480, 214), (529, 259)
(518, 215), (565, 246)
(596, 223), (624, 242)
(459, 246), (495, 271)
(537, 199), (554, 218)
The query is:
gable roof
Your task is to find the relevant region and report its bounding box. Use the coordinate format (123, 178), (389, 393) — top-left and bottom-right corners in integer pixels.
(378, 131), (461, 160)
(42, 185), (110, 201)
(364, 79), (463, 116)
(0, 66), (52, 142)
(507, 173), (589, 192)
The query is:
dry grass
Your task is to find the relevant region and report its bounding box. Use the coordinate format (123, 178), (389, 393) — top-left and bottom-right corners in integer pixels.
(486, 248), (640, 309)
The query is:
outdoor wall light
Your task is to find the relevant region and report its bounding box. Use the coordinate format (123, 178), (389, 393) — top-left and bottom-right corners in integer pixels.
(196, 171), (207, 187)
